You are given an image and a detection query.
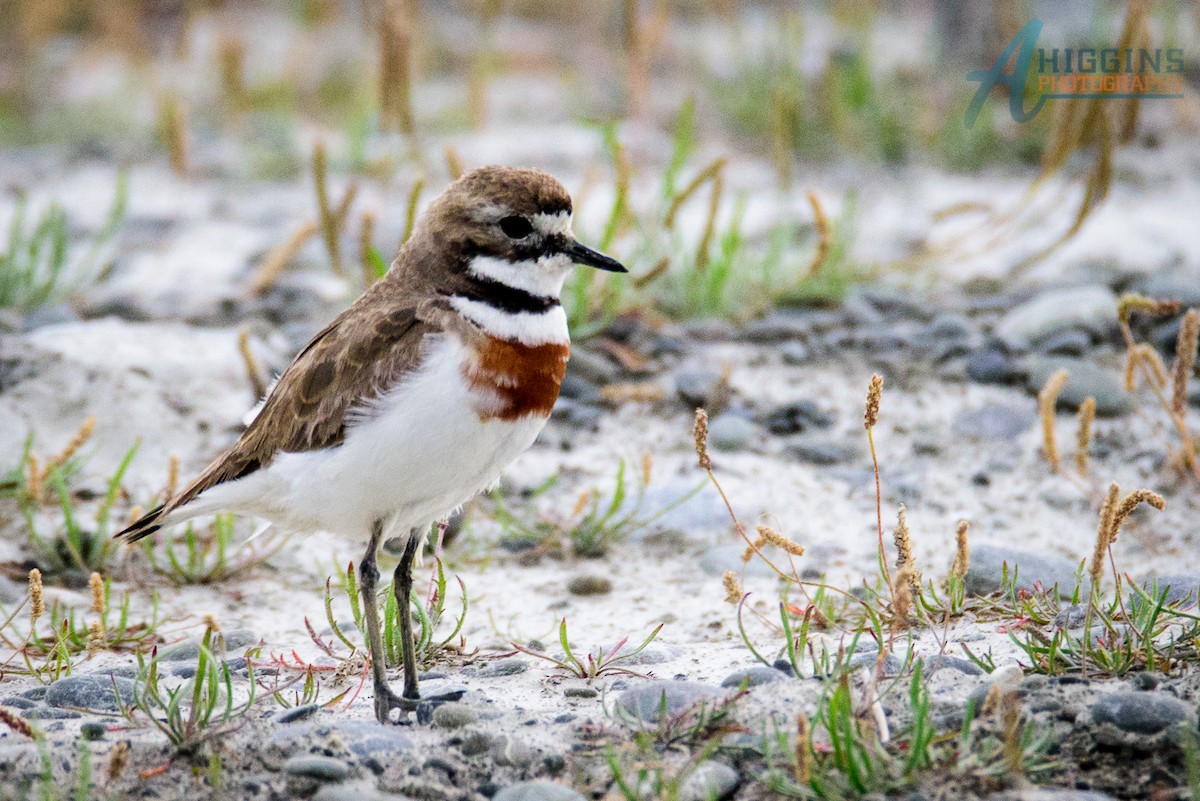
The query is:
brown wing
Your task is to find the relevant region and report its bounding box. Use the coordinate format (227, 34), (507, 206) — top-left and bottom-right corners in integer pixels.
(117, 291), (440, 541)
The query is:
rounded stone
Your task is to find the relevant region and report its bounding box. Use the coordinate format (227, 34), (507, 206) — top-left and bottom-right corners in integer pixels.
(282, 756), (352, 782)
(995, 285), (1117, 346)
(614, 681), (723, 722)
(1025, 356), (1131, 416)
(951, 403), (1035, 441)
(1089, 691), (1192, 734)
(707, 414), (758, 452)
(479, 659), (528, 677)
(566, 575), (613, 596)
(46, 675), (137, 712)
(680, 761), (739, 801)
(964, 544), (1081, 599)
(720, 666), (787, 688)
(432, 702), (477, 729)
(494, 781), (585, 801)
(966, 347), (1023, 384)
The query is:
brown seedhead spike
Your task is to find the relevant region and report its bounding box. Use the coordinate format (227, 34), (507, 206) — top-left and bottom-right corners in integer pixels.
(90, 571), (105, 616)
(722, 571), (741, 604)
(794, 713), (812, 783)
(1172, 309), (1198, 416)
(1075, 397), (1096, 476)
(107, 741), (130, 781)
(864, 374), (883, 430)
(28, 568), (44, 623)
(757, 524), (805, 557)
(1110, 488), (1165, 543)
(1090, 482), (1120, 583)
(250, 221), (319, 295)
(1038, 369), (1069, 471)
(51, 416), (95, 471)
(693, 408), (712, 471)
(0, 708), (34, 739)
(1117, 293), (1180, 325)
(892, 506), (921, 592)
(805, 190), (830, 277)
(951, 520), (970, 579)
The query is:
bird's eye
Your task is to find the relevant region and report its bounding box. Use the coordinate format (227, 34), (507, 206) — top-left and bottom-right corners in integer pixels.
(499, 216), (533, 239)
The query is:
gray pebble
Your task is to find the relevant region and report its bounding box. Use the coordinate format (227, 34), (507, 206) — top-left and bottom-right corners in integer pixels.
(1035, 328), (1092, 356)
(951, 403), (1035, 441)
(921, 655), (984, 676)
(80, 721), (107, 740)
(762, 400), (834, 434)
(494, 781), (586, 801)
(720, 666), (787, 688)
(1137, 574), (1200, 608)
(282, 756), (352, 782)
(23, 707), (83, 720)
(314, 781), (405, 801)
(564, 687), (598, 698)
(1, 697), (37, 710)
(786, 436), (857, 465)
(1089, 691), (1193, 734)
(159, 629), (259, 661)
(1053, 604), (1089, 629)
(780, 341), (811, 364)
(276, 703), (322, 724)
(680, 761), (739, 801)
(566, 575), (613, 596)
(479, 658), (527, 677)
(966, 347), (1023, 384)
(995, 285), (1116, 346)
(964, 544), (1082, 599)
(432, 702), (477, 729)
(673, 368), (726, 410)
(615, 681), (723, 722)
(1025, 356), (1131, 416)
(46, 675), (137, 712)
(707, 414), (758, 452)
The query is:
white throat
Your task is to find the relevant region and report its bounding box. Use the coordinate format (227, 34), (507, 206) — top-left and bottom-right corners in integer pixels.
(467, 253), (571, 299)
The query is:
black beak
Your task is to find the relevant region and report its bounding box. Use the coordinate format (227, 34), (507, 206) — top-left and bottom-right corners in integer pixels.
(565, 240), (627, 273)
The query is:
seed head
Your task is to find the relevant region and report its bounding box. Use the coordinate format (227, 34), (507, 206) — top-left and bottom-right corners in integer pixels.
(1038, 369), (1070, 472)
(756, 524), (805, 557)
(87, 620), (105, 657)
(1075, 397), (1096, 476)
(950, 520), (970, 579)
(28, 568), (44, 623)
(0, 707), (34, 739)
(1110, 488), (1165, 544)
(864, 374), (883, 430)
(722, 571), (742, 604)
(693, 408), (712, 471)
(1090, 482), (1121, 583)
(1118, 293), (1180, 325)
(89, 572), (106, 616)
(107, 741), (130, 782)
(1172, 309), (1198, 416)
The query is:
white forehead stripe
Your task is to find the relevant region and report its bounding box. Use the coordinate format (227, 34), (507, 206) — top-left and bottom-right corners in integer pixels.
(449, 296), (570, 346)
(532, 211), (573, 237)
(467, 254), (571, 299)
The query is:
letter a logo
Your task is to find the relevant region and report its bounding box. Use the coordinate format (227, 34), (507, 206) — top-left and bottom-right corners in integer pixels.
(965, 19), (1047, 127)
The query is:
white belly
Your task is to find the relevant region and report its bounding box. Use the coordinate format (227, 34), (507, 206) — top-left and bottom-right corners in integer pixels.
(232, 335), (549, 540)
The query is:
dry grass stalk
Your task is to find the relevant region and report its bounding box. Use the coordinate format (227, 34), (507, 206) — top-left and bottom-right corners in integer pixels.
(640, 453), (653, 487)
(769, 86), (794, 188)
(794, 713), (812, 783)
(805, 190), (830, 277)
(892, 505), (920, 592)
(444, 146), (465, 180)
(950, 520), (970, 579)
(26, 453), (43, 504)
(378, 0), (416, 135)
(1089, 482), (1121, 583)
(312, 142), (358, 277)
(1110, 488), (1166, 543)
(891, 566), (916, 628)
(1075, 397), (1096, 476)
(600, 382), (665, 404)
(569, 490), (590, 519)
(28, 568), (44, 623)
(107, 740), (130, 782)
(1136, 344), (1170, 390)
(0, 708), (34, 739)
(864, 374), (883, 430)
(217, 36), (247, 108)
(160, 93), (188, 176)
(722, 571), (741, 604)
(1000, 689), (1024, 776)
(757, 524), (805, 557)
(127, 506), (143, 528)
(164, 454), (180, 501)
(1172, 309), (1198, 416)
(1118, 293), (1180, 325)
(236, 329), (267, 399)
(87, 620), (105, 657)
(696, 170), (720, 272)
(693, 408), (711, 471)
(250, 221), (319, 295)
(633, 256), (670, 289)
(49, 416), (95, 473)
(1038, 369), (1069, 472)
(664, 158), (726, 229)
(89, 571), (105, 616)
(403, 179), (424, 244)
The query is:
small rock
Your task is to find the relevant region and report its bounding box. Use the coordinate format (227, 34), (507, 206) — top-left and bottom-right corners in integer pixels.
(276, 704), (322, 724)
(785, 436), (857, 465)
(966, 346), (1024, 384)
(964, 545), (1082, 598)
(848, 653), (904, 677)
(282, 756), (351, 782)
(1138, 574), (1200, 608)
(159, 629), (259, 661)
(80, 721), (107, 740)
(742, 312), (816, 343)
(46, 675), (137, 712)
(680, 761), (738, 801)
(23, 707), (82, 720)
(673, 368), (728, 412)
(1034, 328), (1092, 356)
(432, 702), (477, 729)
(479, 659), (527, 677)
(720, 666), (786, 688)
(1089, 691), (1193, 734)
(564, 687), (598, 698)
(1, 697), (37, 710)
(762, 401), (835, 434)
(1026, 356), (1131, 416)
(951, 403), (1036, 441)
(995, 285), (1117, 346)
(615, 681), (723, 723)
(780, 342), (811, 364)
(566, 575), (613, 596)
(314, 781), (405, 801)
(1053, 604), (1088, 629)
(921, 656), (984, 676)
(494, 781), (586, 801)
(707, 414), (758, 452)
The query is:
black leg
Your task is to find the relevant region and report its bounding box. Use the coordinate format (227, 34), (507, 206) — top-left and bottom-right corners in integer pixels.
(360, 520), (403, 724)
(393, 531), (422, 700)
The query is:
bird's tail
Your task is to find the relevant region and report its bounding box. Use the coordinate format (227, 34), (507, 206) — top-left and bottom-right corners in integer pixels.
(115, 504), (168, 543)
